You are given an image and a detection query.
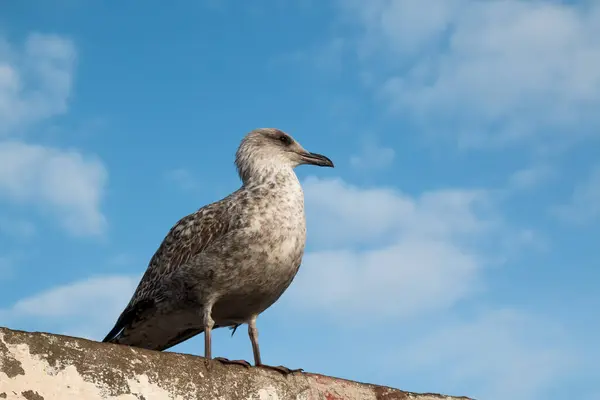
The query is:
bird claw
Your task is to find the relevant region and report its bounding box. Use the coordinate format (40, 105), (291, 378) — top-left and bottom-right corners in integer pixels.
(214, 357), (252, 368)
(258, 364), (303, 374)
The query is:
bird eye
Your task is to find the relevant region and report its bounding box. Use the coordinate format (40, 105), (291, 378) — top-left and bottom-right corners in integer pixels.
(279, 135), (292, 146)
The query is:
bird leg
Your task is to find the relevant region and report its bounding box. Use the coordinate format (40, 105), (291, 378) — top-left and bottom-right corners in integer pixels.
(248, 317), (262, 366)
(248, 317), (303, 374)
(205, 313), (250, 367)
(203, 308), (214, 360)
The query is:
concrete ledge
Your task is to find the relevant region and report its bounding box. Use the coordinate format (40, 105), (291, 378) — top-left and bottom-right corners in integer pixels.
(1, 326), (471, 400)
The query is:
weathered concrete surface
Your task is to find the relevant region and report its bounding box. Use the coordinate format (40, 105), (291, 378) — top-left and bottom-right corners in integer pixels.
(0, 327), (471, 400)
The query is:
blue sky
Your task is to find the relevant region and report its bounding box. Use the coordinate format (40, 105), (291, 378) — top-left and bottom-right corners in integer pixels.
(1, 1), (599, 399)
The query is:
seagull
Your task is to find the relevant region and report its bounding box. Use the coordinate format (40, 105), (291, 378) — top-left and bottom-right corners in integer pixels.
(102, 128), (333, 373)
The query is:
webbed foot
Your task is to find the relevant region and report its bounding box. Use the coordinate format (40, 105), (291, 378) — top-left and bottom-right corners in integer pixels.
(214, 357), (252, 368)
(257, 364), (303, 374)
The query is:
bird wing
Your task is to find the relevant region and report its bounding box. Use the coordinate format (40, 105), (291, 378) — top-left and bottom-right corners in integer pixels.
(102, 197), (236, 344)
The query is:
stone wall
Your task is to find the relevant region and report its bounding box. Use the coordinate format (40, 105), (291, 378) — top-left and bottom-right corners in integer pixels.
(0, 327), (471, 400)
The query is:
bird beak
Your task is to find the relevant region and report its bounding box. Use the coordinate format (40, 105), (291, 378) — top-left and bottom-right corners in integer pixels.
(299, 151), (334, 167)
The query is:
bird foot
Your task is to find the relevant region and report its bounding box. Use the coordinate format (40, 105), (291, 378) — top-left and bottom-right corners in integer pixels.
(258, 364), (303, 374)
(214, 357), (252, 368)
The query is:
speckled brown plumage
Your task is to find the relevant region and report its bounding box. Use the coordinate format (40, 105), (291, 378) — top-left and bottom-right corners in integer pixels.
(102, 128), (333, 369)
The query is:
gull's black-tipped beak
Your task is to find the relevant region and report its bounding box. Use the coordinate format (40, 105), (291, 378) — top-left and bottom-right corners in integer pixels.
(300, 152), (334, 167)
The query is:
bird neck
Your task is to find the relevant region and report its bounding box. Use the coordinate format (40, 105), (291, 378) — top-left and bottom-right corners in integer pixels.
(241, 163), (300, 190)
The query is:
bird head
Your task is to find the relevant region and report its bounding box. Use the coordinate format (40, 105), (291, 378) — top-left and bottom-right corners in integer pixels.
(235, 128), (334, 183)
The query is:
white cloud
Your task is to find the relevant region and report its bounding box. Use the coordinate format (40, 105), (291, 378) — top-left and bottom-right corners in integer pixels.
(350, 141), (395, 171)
(340, 0), (463, 58)
(337, 0), (600, 149)
(292, 240), (481, 319)
(398, 309), (577, 400)
(509, 164), (556, 190)
(0, 141), (108, 236)
(554, 165), (600, 224)
(0, 33), (108, 236)
(302, 177), (495, 248)
(0, 33), (76, 135)
(0, 275), (139, 340)
(287, 177), (500, 319)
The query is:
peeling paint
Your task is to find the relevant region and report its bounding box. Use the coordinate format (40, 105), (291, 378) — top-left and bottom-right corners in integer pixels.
(254, 386), (279, 400)
(0, 327), (471, 400)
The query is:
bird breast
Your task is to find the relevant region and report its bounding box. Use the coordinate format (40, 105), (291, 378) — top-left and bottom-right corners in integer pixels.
(248, 201), (306, 262)
(241, 183), (306, 268)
